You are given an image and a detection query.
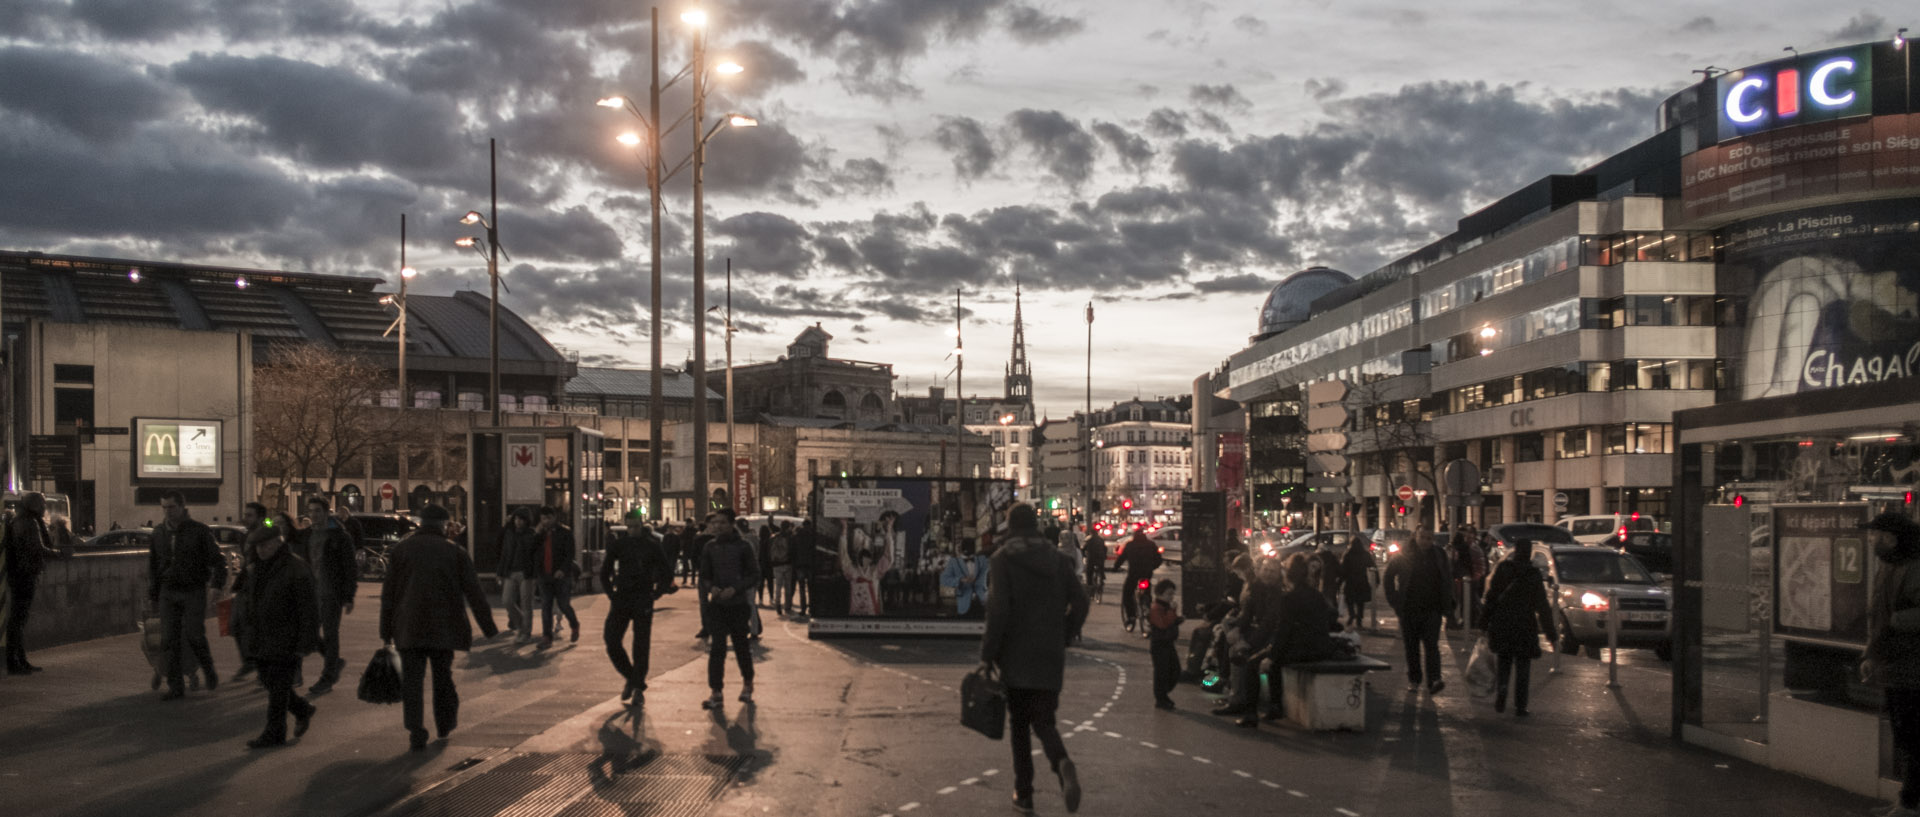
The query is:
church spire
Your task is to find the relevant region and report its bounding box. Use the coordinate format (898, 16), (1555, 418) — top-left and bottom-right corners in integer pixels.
(1005, 280), (1032, 404)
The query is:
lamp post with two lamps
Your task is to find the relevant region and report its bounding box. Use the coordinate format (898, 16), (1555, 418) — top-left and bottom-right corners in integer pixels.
(453, 138), (510, 427)
(381, 214), (418, 411)
(596, 5), (753, 520)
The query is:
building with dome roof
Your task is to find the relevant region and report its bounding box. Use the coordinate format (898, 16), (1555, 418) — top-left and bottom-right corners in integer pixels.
(1253, 266), (1354, 342)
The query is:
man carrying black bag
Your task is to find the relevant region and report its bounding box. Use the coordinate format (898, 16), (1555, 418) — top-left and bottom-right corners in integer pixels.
(380, 505), (497, 751)
(242, 519), (320, 748)
(979, 503), (1089, 815)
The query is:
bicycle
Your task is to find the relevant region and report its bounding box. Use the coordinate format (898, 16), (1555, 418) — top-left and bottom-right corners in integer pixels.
(1122, 576), (1151, 633)
(1085, 564), (1105, 605)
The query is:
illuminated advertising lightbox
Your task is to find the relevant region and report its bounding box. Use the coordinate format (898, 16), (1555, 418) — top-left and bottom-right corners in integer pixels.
(1718, 198), (1920, 401)
(133, 418), (223, 481)
(1717, 45), (1872, 139)
(806, 477), (1015, 627)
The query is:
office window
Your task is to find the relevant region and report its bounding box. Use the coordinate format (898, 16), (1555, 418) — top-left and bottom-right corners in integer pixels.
(1558, 429), (1590, 459)
(55, 387), (94, 432)
(808, 459), (819, 478)
(54, 364), (94, 384)
(1514, 433), (1545, 463)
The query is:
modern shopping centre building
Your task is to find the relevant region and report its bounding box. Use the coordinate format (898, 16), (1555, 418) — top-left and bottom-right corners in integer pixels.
(1197, 39), (1917, 795)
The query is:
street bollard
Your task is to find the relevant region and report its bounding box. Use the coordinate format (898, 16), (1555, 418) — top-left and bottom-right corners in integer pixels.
(1606, 588), (1621, 689)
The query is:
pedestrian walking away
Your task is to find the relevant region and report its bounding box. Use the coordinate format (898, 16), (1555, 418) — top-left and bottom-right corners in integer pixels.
(227, 502), (271, 682)
(4, 492), (65, 675)
(980, 502), (1090, 814)
(1340, 533), (1377, 630)
(1479, 538), (1557, 716)
(304, 496), (358, 695)
(533, 506), (580, 649)
(149, 491), (227, 698)
(1385, 526), (1454, 695)
(788, 519), (817, 617)
(240, 519), (321, 748)
(698, 509), (759, 708)
(496, 508), (538, 643)
(1862, 512), (1920, 817)
(379, 504), (498, 751)
(1114, 530), (1163, 630)
(767, 521), (795, 616)
(1147, 579), (1183, 709)
(601, 510), (678, 705)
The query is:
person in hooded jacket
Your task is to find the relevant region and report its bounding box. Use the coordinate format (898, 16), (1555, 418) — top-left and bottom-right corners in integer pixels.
(979, 503), (1089, 814)
(1340, 538), (1377, 630)
(240, 519), (321, 748)
(1863, 512), (1920, 817)
(1479, 539), (1557, 716)
(4, 492), (63, 675)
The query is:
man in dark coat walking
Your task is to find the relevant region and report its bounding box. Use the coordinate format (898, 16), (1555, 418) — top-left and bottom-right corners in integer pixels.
(1480, 539), (1556, 715)
(534, 506), (579, 648)
(150, 491), (227, 698)
(698, 509), (758, 708)
(980, 503), (1090, 814)
(4, 492), (63, 674)
(304, 497), (358, 694)
(1384, 525), (1453, 694)
(601, 510), (677, 705)
(380, 505), (498, 751)
(241, 520), (321, 748)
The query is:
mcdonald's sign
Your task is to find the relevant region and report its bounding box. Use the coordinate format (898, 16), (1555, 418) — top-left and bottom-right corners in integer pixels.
(133, 418), (223, 481)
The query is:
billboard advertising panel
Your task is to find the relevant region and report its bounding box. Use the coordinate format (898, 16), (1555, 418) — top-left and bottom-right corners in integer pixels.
(807, 477), (1016, 625)
(133, 418), (222, 481)
(1720, 197), (1920, 401)
(1772, 503), (1871, 648)
(1681, 112), (1920, 222)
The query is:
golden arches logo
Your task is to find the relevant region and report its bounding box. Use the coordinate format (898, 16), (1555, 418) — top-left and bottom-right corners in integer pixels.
(144, 433), (177, 457)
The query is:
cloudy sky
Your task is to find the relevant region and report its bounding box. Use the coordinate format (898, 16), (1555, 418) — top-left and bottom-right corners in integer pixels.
(0, 1), (1907, 417)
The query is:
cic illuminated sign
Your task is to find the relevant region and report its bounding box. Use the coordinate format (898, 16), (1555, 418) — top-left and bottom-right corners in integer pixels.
(1717, 46), (1872, 137)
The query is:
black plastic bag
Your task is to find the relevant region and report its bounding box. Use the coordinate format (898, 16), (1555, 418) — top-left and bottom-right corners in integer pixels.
(961, 666), (1006, 741)
(357, 646), (404, 705)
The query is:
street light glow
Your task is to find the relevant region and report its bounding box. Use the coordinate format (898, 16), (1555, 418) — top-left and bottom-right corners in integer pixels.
(727, 114), (758, 128)
(128, 269), (141, 282)
(400, 265), (417, 279)
(617, 132), (642, 146)
(596, 96), (627, 108)
(716, 62), (743, 75)
(234, 277), (248, 289)
(681, 9), (708, 25)
(460, 211), (483, 225)
(454, 236), (477, 247)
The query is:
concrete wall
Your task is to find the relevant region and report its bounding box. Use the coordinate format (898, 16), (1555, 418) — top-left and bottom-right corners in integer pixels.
(21, 550), (217, 650)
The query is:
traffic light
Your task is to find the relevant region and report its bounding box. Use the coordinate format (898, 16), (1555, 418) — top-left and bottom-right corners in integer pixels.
(1733, 494), (1745, 508)
(1047, 497), (1060, 510)
(1395, 505), (1407, 516)
(1121, 498), (1133, 511)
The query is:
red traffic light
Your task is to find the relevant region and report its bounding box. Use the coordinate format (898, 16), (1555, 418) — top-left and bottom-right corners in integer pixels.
(1733, 495), (1745, 508)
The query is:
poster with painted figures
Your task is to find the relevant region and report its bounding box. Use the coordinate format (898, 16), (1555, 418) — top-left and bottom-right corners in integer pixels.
(808, 477), (1016, 624)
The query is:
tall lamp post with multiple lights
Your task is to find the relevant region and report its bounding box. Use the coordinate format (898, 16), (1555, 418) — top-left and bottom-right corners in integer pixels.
(382, 214), (418, 409)
(454, 138), (510, 427)
(597, 5), (753, 521)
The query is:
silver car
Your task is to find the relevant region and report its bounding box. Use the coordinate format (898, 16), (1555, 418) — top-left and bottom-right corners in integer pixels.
(1527, 545), (1672, 661)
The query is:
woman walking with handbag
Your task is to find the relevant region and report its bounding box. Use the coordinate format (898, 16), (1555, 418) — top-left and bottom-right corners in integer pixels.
(1480, 538), (1556, 716)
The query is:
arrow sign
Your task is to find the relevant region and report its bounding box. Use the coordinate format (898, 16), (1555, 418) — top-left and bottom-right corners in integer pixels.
(1306, 432), (1349, 452)
(1305, 405), (1349, 432)
(1307, 452), (1348, 474)
(1306, 380), (1348, 405)
(1306, 474), (1351, 490)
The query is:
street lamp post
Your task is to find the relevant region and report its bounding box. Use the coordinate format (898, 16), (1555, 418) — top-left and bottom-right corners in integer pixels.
(454, 139), (509, 427)
(597, 5), (751, 522)
(953, 288), (964, 481)
(1084, 301), (1094, 523)
(712, 257), (737, 513)
(383, 214), (419, 409)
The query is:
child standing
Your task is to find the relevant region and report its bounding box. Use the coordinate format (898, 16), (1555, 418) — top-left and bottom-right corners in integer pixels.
(1148, 579), (1185, 710)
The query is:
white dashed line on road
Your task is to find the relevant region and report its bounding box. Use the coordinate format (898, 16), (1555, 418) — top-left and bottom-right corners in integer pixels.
(936, 787), (957, 795)
(1193, 756), (1212, 764)
(961, 778), (979, 786)
(1288, 789), (1308, 798)
(1232, 770), (1252, 778)
(1140, 741), (1158, 748)
(1103, 731), (1122, 738)
(1260, 780), (1281, 789)
(1337, 809), (1362, 816)
(1166, 748), (1184, 756)
(898, 803), (920, 812)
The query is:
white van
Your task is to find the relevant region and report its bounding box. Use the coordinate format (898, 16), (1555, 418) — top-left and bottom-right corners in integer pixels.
(1557, 513), (1661, 545)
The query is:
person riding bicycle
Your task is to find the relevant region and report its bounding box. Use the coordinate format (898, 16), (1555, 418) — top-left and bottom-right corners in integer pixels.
(1081, 529), (1108, 588)
(1115, 531), (1163, 628)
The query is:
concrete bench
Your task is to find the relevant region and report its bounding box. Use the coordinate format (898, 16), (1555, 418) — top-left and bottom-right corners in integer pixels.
(1279, 656), (1391, 731)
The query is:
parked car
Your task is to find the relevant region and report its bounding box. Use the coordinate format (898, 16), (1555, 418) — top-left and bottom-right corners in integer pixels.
(350, 512), (419, 546)
(1526, 544), (1672, 660)
(1557, 513), (1663, 545)
(1601, 531), (1673, 576)
(77, 528), (153, 551)
(1359, 528), (1415, 557)
(1150, 525), (1183, 565)
(1484, 522), (1580, 564)
(1270, 529), (1359, 561)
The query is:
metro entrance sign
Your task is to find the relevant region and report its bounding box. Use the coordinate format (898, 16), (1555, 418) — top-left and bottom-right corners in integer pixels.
(1396, 485), (1415, 503)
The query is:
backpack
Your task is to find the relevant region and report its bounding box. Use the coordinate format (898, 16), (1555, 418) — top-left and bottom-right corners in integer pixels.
(770, 534), (790, 564)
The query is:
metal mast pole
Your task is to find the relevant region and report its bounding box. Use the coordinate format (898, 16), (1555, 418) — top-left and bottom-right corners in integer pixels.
(398, 214), (408, 409)
(725, 258), (735, 512)
(954, 288), (963, 480)
(487, 138), (501, 427)
(690, 19), (710, 514)
(1085, 302), (1093, 523)
(646, 6), (664, 522)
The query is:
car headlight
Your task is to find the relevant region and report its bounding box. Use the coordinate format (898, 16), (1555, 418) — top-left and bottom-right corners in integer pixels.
(1580, 591), (1608, 611)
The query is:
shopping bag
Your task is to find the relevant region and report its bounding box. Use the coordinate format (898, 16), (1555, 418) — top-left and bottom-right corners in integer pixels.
(216, 597), (233, 638)
(960, 666), (1006, 741)
(1466, 635), (1497, 701)
(357, 646), (405, 705)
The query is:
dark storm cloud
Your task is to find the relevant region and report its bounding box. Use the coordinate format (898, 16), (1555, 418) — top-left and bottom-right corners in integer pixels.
(1680, 16), (1715, 34)
(723, 40), (809, 96)
(730, 0), (1034, 97)
(713, 212), (817, 277)
(1193, 273), (1270, 294)
(699, 121), (815, 198)
(1003, 4), (1085, 44)
(1144, 108), (1189, 138)
(829, 158), (896, 195)
(1091, 121), (1155, 172)
(1188, 83), (1251, 111)
(497, 206), (625, 264)
(170, 53), (465, 173)
(934, 116), (998, 179)
(1830, 13), (1886, 44)
(70, 0), (204, 40)
(1232, 15), (1269, 35)
(0, 46), (185, 141)
(1006, 109), (1098, 186)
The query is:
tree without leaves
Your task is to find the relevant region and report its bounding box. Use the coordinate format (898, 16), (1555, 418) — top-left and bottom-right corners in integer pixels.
(252, 344), (428, 501)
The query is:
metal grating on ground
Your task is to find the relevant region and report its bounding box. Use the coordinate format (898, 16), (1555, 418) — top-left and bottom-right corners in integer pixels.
(395, 752), (748, 817)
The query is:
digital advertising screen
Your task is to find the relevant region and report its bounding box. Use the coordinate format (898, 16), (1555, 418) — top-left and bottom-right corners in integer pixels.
(806, 477), (1016, 635)
(133, 418), (223, 481)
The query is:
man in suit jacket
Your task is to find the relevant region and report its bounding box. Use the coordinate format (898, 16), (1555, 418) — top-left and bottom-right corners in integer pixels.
(380, 504), (497, 751)
(980, 503), (1090, 814)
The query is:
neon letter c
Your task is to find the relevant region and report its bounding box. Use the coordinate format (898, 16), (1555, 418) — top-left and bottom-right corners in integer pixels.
(1725, 77), (1767, 124)
(1808, 58), (1856, 108)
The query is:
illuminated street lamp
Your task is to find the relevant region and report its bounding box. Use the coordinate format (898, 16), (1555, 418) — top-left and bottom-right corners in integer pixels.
(595, 5), (755, 520)
(454, 146), (511, 426)
(383, 214), (419, 410)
